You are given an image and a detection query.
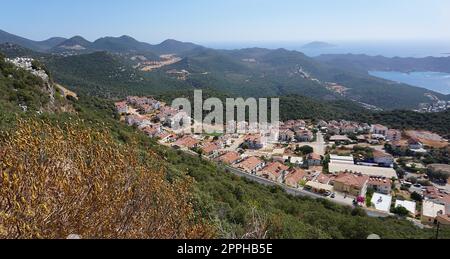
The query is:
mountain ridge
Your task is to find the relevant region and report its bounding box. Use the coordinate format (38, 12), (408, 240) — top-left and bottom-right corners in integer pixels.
(0, 29), (67, 52)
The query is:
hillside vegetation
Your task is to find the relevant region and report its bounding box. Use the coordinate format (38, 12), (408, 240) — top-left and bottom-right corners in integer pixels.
(1, 52), (450, 239)
(2, 38), (444, 110)
(317, 53), (450, 74)
(0, 119), (213, 239)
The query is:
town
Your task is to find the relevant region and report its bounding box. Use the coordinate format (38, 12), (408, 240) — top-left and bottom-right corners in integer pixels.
(116, 96), (450, 228)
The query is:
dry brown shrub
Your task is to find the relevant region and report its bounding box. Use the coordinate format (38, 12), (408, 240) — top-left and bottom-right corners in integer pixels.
(0, 119), (214, 239)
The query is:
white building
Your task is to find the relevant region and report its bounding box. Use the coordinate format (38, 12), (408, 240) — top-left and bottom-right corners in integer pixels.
(371, 193), (392, 213)
(330, 155), (354, 165)
(395, 200), (417, 216)
(329, 162), (397, 179)
(371, 124), (388, 136)
(422, 200), (446, 225)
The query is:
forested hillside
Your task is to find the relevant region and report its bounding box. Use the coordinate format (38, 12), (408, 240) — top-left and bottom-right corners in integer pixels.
(2, 36), (446, 110)
(317, 54), (450, 74)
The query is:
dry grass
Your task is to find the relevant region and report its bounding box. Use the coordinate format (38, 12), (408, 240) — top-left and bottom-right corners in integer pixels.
(0, 119), (213, 239)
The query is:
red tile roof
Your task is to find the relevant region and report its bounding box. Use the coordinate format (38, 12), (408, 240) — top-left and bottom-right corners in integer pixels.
(368, 177), (392, 187)
(202, 142), (221, 154)
(286, 169), (307, 185)
(174, 136), (199, 149)
(334, 173), (369, 189)
(236, 157), (264, 171)
(260, 162), (289, 178)
(217, 152), (241, 164)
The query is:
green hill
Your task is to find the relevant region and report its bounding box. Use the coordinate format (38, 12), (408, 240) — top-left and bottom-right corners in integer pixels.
(0, 29), (66, 52)
(42, 51), (191, 98)
(317, 53), (450, 74)
(2, 30), (447, 110)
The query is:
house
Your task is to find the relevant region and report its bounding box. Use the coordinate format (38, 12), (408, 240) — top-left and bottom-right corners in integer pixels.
(356, 135), (367, 143)
(368, 177), (392, 195)
(202, 142), (221, 157)
(317, 120), (328, 129)
(158, 106), (179, 126)
(328, 125), (341, 135)
(330, 155), (355, 165)
(386, 129), (402, 142)
(173, 136), (199, 149)
(138, 104), (154, 114)
(305, 181), (333, 194)
(235, 157), (265, 174)
(157, 132), (176, 142)
(295, 130), (313, 142)
(423, 186), (450, 212)
(258, 162), (289, 183)
(329, 135), (351, 144)
(371, 193), (392, 213)
(307, 153), (322, 166)
(285, 120), (306, 130)
(217, 152), (241, 165)
(395, 200), (417, 216)
(371, 124), (388, 136)
(285, 168), (308, 188)
(125, 115), (150, 127)
(315, 173), (332, 185)
(373, 150), (394, 167)
(422, 200), (446, 225)
(142, 125), (161, 138)
(341, 125), (357, 134)
(279, 129), (295, 142)
(333, 173), (370, 197)
(243, 134), (266, 150)
(329, 162), (397, 179)
(408, 137), (424, 150)
(115, 101), (128, 114)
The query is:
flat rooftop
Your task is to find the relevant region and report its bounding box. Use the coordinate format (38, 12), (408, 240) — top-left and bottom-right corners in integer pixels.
(371, 193), (392, 213)
(329, 162), (397, 179)
(395, 200), (417, 215)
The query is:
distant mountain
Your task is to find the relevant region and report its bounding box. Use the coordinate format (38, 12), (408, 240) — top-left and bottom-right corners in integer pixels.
(302, 41), (336, 49)
(91, 35), (152, 53)
(150, 39), (202, 55)
(1, 29), (202, 57)
(55, 36), (92, 51)
(3, 28), (447, 110)
(0, 29), (66, 52)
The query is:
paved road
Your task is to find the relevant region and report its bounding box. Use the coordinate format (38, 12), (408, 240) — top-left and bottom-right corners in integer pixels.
(306, 133), (327, 156)
(222, 165), (391, 218)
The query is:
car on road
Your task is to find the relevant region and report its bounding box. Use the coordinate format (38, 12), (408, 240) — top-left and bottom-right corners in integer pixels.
(323, 191), (332, 197)
(331, 193), (336, 199)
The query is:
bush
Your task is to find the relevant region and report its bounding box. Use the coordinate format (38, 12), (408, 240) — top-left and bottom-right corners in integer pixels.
(410, 192), (423, 202)
(296, 145), (314, 155)
(391, 206), (410, 217)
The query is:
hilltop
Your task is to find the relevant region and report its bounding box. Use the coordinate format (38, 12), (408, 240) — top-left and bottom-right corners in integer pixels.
(0, 29), (66, 52)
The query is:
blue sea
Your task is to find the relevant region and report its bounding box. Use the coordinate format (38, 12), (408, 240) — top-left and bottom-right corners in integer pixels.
(369, 71), (450, 95)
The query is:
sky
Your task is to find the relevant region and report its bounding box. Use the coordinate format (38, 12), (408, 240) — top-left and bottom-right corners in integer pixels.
(1, 0), (450, 44)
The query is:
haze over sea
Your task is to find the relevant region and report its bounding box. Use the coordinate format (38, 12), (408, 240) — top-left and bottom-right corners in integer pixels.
(204, 41), (450, 58)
